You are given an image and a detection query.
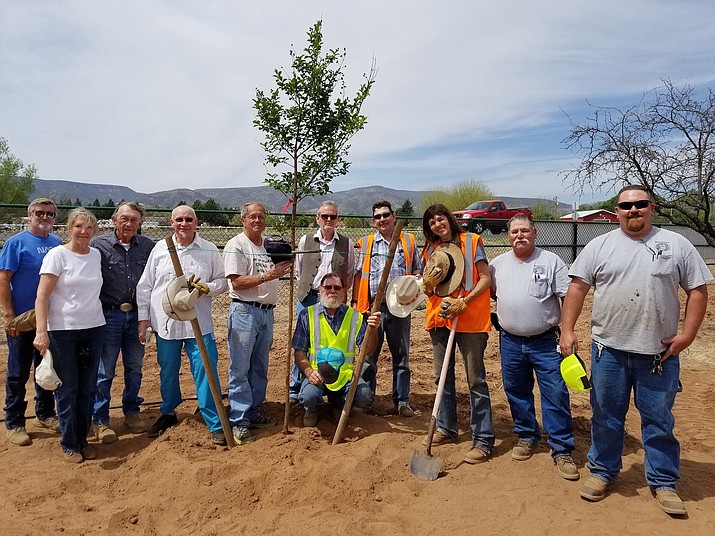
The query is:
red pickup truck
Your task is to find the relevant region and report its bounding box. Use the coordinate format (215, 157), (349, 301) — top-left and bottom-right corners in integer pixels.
(453, 200), (532, 234)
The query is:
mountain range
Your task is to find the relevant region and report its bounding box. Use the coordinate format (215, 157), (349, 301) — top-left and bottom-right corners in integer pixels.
(30, 178), (570, 215)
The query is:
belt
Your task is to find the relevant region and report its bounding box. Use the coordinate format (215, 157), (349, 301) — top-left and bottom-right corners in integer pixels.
(105, 302), (136, 313)
(502, 326), (559, 339)
(232, 298), (275, 310)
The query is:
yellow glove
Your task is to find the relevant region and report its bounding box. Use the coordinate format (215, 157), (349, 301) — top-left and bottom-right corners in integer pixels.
(439, 297), (467, 319)
(187, 274), (210, 296)
(422, 262), (444, 295)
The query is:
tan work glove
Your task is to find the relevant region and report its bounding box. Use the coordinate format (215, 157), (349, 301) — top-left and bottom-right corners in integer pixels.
(422, 263), (444, 295)
(439, 297), (467, 319)
(187, 274), (210, 296)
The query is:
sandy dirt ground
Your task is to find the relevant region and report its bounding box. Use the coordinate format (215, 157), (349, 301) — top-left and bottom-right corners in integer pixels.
(1, 286), (714, 536)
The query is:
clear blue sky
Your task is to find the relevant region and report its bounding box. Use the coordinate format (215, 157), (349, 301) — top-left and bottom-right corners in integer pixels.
(2, 1), (714, 205)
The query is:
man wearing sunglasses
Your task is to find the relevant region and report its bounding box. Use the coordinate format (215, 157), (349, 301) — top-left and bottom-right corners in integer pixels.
(292, 273), (381, 427)
(354, 200), (420, 417)
(1, 198), (62, 446)
(561, 185), (712, 515)
(137, 205), (229, 445)
(290, 201), (355, 402)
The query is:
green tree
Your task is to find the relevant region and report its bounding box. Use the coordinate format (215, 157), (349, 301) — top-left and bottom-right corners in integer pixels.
(253, 19), (376, 430)
(563, 80), (715, 246)
(200, 198), (230, 226)
(419, 178), (494, 213)
(0, 138), (37, 214)
(396, 199), (415, 217)
(530, 199), (558, 220)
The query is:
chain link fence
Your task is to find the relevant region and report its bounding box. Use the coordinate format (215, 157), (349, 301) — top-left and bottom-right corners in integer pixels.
(2, 203), (713, 315)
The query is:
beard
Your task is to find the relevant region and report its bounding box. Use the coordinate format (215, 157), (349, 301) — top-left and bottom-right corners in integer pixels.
(625, 215), (646, 233)
(320, 294), (342, 309)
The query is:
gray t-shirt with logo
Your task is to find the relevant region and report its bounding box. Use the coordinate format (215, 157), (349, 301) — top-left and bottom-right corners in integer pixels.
(489, 248), (569, 337)
(569, 226), (713, 354)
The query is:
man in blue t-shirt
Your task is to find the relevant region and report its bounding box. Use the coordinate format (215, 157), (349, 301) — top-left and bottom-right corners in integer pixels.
(0, 197), (62, 446)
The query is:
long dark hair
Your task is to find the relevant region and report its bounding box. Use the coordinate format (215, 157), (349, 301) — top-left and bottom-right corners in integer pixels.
(422, 204), (464, 244)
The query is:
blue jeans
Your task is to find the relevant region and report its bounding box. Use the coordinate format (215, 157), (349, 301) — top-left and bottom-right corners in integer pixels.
(365, 302), (411, 406)
(155, 334), (222, 432)
(430, 328), (495, 453)
(289, 293), (320, 398)
(298, 371), (374, 412)
(49, 327), (105, 453)
(588, 342), (680, 491)
(93, 310), (145, 424)
(500, 331), (574, 457)
(227, 301), (273, 426)
(4, 330), (57, 428)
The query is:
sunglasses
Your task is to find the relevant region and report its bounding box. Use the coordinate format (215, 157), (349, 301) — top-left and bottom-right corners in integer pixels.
(319, 214), (338, 221)
(373, 211), (392, 220)
(616, 200), (650, 211)
(33, 210), (56, 218)
(322, 284), (343, 291)
(173, 217), (195, 223)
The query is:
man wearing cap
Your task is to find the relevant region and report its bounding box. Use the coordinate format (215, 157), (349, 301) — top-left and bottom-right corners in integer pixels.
(293, 272), (381, 426)
(291, 201), (355, 401)
(224, 202), (292, 444)
(489, 214), (578, 480)
(560, 185), (712, 515)
(353, 200), (420, 417)
(136, 205), (228, 445)
(1, 197), (62, 446)
(90, 202), (154, 443)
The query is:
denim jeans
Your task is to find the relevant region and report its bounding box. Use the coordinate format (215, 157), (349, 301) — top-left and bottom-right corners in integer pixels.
(155, 334), (222, 432)
(289, 293), (320, 398)
(49, 326), (105, 453)
(227, 301), (274, 426)
(588, 342), (680, 491)
(4, 330), (57, 429)
(500, 331), (574, 457)
(93, 310), (145, 424)
(430, 328), (495, 453)
(365, 302), (411, 407)
(298, 374), (374, 412)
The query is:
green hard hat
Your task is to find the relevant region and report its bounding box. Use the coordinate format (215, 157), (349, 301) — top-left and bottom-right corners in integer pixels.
(560, 353), (592, 391)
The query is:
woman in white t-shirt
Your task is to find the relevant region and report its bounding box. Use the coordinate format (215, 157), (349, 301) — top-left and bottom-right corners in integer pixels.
(34, 207), (105, 464)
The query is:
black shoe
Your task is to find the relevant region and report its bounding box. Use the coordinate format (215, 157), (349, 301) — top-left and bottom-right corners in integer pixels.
(249, 414), (276, 429)
(147, 413), (178, 437)
(211, 429), (227, 445)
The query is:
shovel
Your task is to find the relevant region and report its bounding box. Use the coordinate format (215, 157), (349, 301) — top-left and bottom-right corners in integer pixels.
(410, 317), (459, 481)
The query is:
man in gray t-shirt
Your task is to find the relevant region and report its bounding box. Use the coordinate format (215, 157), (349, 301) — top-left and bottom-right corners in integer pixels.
(561, 185), (712, 516)
(490, 214), (577, 481)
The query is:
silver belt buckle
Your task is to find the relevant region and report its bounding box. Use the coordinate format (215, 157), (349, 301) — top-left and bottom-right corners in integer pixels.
(119, 303), (134, 313)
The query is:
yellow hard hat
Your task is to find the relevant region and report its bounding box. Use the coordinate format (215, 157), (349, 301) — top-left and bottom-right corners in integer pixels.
(560, 353), (592, 391)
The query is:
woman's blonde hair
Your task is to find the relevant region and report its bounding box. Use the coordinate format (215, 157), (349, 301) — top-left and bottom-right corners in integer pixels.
(66, 207), (99, 234)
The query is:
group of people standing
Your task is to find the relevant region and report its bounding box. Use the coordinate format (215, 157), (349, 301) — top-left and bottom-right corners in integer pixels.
(1, 186), (710, 516)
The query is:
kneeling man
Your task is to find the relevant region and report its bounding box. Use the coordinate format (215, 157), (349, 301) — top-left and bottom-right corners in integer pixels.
(292, 272), (381, 426)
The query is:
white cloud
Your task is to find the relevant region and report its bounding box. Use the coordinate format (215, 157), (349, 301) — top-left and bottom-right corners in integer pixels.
(1, 0), (714, 204)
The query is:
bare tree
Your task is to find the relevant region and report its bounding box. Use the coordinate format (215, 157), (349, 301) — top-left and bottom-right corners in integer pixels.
(562, 80), (715, 246)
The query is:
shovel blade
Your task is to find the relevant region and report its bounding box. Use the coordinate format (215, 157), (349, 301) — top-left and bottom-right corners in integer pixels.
(409, 449), (443, 481)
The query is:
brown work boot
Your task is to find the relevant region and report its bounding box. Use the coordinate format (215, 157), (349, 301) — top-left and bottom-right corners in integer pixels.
(580, 476), (610, 501)
(554, 455), (580, 481)
(511, 439), (535, 461)
(81, 445), (97, 460)
(35, 416), (60, 433)
(464, 446), (490, 464)
(124, 413), (148, 434)
(96, 423), (118, 444)
(303, 410), (319, 427)
(6, 426), (31, 446)
(655, 490), (687, 516)
(63, 451), (84, 464)
(422, 429), (455, 447)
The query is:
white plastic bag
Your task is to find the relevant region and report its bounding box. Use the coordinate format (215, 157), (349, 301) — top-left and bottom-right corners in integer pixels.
(36, 349), (62, 391)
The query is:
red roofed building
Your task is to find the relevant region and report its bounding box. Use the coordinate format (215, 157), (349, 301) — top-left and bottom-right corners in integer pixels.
(560, 209), (618, 222)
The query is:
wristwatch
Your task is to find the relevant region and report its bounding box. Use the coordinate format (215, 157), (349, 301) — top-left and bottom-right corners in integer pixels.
(260, 273), (267, 284)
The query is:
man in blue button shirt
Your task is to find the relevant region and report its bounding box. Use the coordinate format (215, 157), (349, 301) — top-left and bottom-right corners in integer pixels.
(90, 202), (154, 443)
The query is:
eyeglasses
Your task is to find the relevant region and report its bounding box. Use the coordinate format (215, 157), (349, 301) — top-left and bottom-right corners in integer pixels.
(319, 214), (338, 221)
(33, 211), (56, 218)
(373, 211), (392, 220)
(616, 200), (650, 211)
(244, 215), (266, 222)
(173, 217), (194, 223)
(322, 284), (343, 291)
